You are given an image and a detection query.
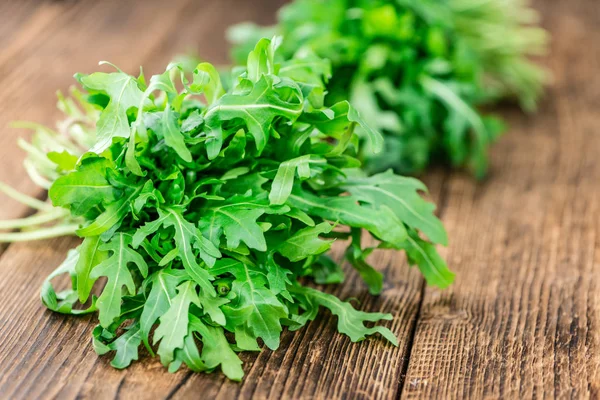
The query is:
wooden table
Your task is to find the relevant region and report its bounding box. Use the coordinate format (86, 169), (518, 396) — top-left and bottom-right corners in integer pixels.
(0, 0), (598, 398)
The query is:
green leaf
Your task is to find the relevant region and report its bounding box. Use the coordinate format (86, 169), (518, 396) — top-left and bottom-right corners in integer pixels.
(125, 64), (182, 175)
(41, 249), (97, 314)
(78, 68), (144, 152)
(189, 315), (244, 380)
(199, 198), (269, 252)
(133, 208), (219, 295)
(190, 63), (225, 104)
(234, 324), (261, 351)
(399, 229), (455, 288)
(312, 254), (345, 285)
(153, 280), (200, 366)
(264, 256), (292, 299)
(345, 229), (383, 295)
(279, 50), (331, 109)
(91, 233), (148, 327)
(269, 155), (319, 205)
(290, 285), (398, 346)
(211, 259), (288, 350)
(168, 324), (207, 374)
(140, 268), (188, 350)
(197, 285), (228, 326)
(100, 323), (142, 369)
(278, 222), (333, 262)
(203, 72), (303, 158)
(161, 106), (192, 162)
(49, 156), (115, 216)
(342, 170), (448, 245)
(288, 187), (408, 247)
(75, 236), (108, 303)
(76, 183), (144, 237)
(300, 101), (383, 154)
(246, 37), (279, 81)
(47, 150), (79, 172)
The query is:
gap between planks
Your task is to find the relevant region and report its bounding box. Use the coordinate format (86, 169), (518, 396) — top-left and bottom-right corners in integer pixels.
(396, 169), (452, 395)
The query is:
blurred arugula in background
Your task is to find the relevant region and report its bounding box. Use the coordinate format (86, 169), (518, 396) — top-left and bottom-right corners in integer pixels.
(230, 0), (548, 177)
(1, 38), (452, 379)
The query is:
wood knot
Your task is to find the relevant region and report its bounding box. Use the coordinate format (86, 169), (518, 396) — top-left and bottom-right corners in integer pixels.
(420, 306), (469, 323)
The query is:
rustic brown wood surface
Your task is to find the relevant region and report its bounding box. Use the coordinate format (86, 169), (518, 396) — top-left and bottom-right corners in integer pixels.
(0, 0), (597, 399)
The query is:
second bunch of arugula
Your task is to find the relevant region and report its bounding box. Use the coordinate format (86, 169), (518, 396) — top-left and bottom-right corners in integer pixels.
(230, 0), (548, 177)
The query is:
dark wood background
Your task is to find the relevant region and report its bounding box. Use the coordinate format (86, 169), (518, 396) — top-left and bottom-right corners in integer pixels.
(1, 0), (599, 398)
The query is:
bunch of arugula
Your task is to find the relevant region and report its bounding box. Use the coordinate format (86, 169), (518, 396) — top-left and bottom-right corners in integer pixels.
(229, 0), (548, 177)
(12, 38), (454, 379)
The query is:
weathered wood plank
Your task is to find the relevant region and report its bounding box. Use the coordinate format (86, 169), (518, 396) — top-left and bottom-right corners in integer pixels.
(0, 0), (189, 220)
(401, 1), (600, 398)
(0, 0), (429, 399)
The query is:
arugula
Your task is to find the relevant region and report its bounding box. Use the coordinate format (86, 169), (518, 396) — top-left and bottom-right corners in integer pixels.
(5, 38), (453, 380)
(229, 0), (548, 178)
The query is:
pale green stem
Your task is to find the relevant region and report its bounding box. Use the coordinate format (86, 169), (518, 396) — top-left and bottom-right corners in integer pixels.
(23, 160), (52, 189)
(0, 224), (79, 242)
(0, 182), (52, 210)
(17, 138), (57, 170)
(0, 208), (70, 230)
(10, 121), (60, 137)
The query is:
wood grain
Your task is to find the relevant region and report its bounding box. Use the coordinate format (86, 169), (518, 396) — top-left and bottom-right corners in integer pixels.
(401, 0), (600, 398)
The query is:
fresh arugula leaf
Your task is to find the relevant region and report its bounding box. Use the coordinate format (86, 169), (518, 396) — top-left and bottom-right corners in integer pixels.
(311, 254), (345, 285)
(278, 222), (333, 262)
(133, 208), (220, 294)
(41, 249), (97, 314)
(397, 228), (455, 288)
(77, 66), (145, 153)
(92, 322), (142, 369)
(199, 197), (272, 252)
(75, 236), (108, 303)
(346, 229), (383, 295)
(269, 155), (314, 206)
(153, 280), (200, 366)
(211, 259), (288, 350)
(341, 170), (448, 245)
(162, 106), (192, 162)
(49, 155), (115, 216)
(76, 182), (144, 237)
(139, 268), (188, 351)
(290, 285), (398, 346)
(203, 72), (303, 158)
(189, 314), (244, 380)
(90, 233), (148, 327)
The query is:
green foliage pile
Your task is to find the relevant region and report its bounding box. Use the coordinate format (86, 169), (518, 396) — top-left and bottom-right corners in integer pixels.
(20, 38), (453, 379)
(230, 0), (548, 177)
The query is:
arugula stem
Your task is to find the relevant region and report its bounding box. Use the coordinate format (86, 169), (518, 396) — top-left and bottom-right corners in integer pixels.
(0, 224), (79, 242)
(0, 209), (70, 230)
(0, 182), (52, 210)
(17, 138), (58, 170)
(23, 160), (53, 189)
